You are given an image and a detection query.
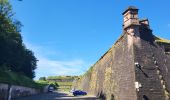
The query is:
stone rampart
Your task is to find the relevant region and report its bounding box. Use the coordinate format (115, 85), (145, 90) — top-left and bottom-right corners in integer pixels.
(0, 83), (41, 100)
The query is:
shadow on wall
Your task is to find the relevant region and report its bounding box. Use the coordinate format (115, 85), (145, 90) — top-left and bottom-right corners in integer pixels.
(143, 95), (149, 100)
(111, 94), (115, 100)
(98, 91), (106, 100)
(97, 91), (115, 100)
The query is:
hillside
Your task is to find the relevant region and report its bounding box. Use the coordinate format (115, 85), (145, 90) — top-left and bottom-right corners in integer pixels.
(38, 76), (78, 91)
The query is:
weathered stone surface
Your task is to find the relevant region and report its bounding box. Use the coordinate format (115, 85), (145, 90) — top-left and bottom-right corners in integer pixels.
(0, 83), (8, 100)
(134, 25), (170, 100)
(74, 34), (137, 100)
(0, 83), (41, 99)
(74, 6), (170, 100)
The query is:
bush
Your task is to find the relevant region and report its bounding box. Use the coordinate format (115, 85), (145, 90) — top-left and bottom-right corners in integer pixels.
(0, 70), (45, 89)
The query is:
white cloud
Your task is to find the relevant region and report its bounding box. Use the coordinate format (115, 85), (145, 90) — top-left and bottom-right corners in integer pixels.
(35, 57), (88, 80)
(23, 41), (62, 58)
(23, 40), (90, 80)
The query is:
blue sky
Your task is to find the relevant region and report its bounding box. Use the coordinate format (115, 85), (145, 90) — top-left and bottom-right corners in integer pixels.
(10, 0), (170, 80)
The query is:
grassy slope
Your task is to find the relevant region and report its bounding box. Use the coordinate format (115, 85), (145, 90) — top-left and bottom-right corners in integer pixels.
(45, 76), (77, 91)
(154, 36), (170, 43)
(154, 36), (170, 53)
(0, 70), (46, 89)
(47, 76), (78, 80)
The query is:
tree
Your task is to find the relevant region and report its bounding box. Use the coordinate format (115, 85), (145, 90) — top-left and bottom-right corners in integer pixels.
(20, 48), (37, 78)
(39, 77), (46, 81)
(0, 0), (37, 79)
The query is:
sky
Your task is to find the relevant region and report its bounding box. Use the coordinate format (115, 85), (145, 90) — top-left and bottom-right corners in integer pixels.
(10, 0), (170, 80)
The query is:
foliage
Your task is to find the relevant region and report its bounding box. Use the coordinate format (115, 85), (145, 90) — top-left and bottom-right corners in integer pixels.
(39, 77), (46, 81)
(0, 70), (43, 89)
(36, 80), (59, 88)
(0, 0), (37, 79)
(47, 76), (78, 80)
(57, 82), (72, 86)
(37, 75), (76, 91)
(35, 80), (49, 87)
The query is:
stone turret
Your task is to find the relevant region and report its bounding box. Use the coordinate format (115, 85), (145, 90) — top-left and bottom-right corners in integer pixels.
(123, 6), (139, 29)
(122, 6), (140, 37)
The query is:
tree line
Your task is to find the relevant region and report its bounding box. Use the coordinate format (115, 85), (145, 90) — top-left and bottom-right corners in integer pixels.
(0, 0), (37, 79)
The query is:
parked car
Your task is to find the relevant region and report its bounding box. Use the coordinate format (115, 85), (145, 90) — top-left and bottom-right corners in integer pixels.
(70, 88), (75, 93)
(73, 90), (87, 96)
(48, 86), (54, 92)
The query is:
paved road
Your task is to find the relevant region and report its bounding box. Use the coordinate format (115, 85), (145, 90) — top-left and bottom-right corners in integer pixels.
(13, 91), (99, 100)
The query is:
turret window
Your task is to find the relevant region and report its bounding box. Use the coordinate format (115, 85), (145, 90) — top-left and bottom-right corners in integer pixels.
(132, 15), (135, 18)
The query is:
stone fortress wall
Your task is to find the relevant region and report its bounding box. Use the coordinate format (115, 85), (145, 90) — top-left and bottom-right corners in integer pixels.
(0, 83), (41, 100)
(74, 6), (170, 100)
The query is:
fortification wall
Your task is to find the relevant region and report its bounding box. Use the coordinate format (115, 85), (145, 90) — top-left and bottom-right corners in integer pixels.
(74, 31), (170, 100)
(74, 6), (170, 100)
(0, 83), (41, 100)
(0, 83), (8, 100)
(133, 27), (170, 100)
(74, 34), (137, 100)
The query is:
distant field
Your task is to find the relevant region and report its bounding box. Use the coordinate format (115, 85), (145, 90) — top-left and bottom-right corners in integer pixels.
(37, 76), (77, 91)
(57, 82), (73, 85)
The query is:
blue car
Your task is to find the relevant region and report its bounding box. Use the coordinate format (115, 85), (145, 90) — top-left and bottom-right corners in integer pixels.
(73, 90), (87, 96)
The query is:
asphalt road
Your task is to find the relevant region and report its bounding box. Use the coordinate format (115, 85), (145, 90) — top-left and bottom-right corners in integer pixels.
(13, 91), (99, 100)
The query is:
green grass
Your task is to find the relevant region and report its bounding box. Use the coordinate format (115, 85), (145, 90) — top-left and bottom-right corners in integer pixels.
(47, 76), (78, 80)
(154, 36), (170, 52)
(35, 80), (73, 91)
(154, 36), (170, 43)
(0, 70), (46, 89)
(35, 80), (73, 86)
(46, 76), (75, 91)
(34, 75), (76, 91)
(57, 82), (72, 86)
(35, 80), (73, 90)
(36, 80), (49, 84)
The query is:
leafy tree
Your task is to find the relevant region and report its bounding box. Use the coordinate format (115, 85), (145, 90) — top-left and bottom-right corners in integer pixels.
(0, 0), (37, 79)
(54, 82), (59, 88)
(39, 77), (46, 81)
(20, 48), (37, 78)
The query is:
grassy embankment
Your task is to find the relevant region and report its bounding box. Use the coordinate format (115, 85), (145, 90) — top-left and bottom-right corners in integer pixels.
(0, 70), (47, 89)
(37, 76), (78, 91)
